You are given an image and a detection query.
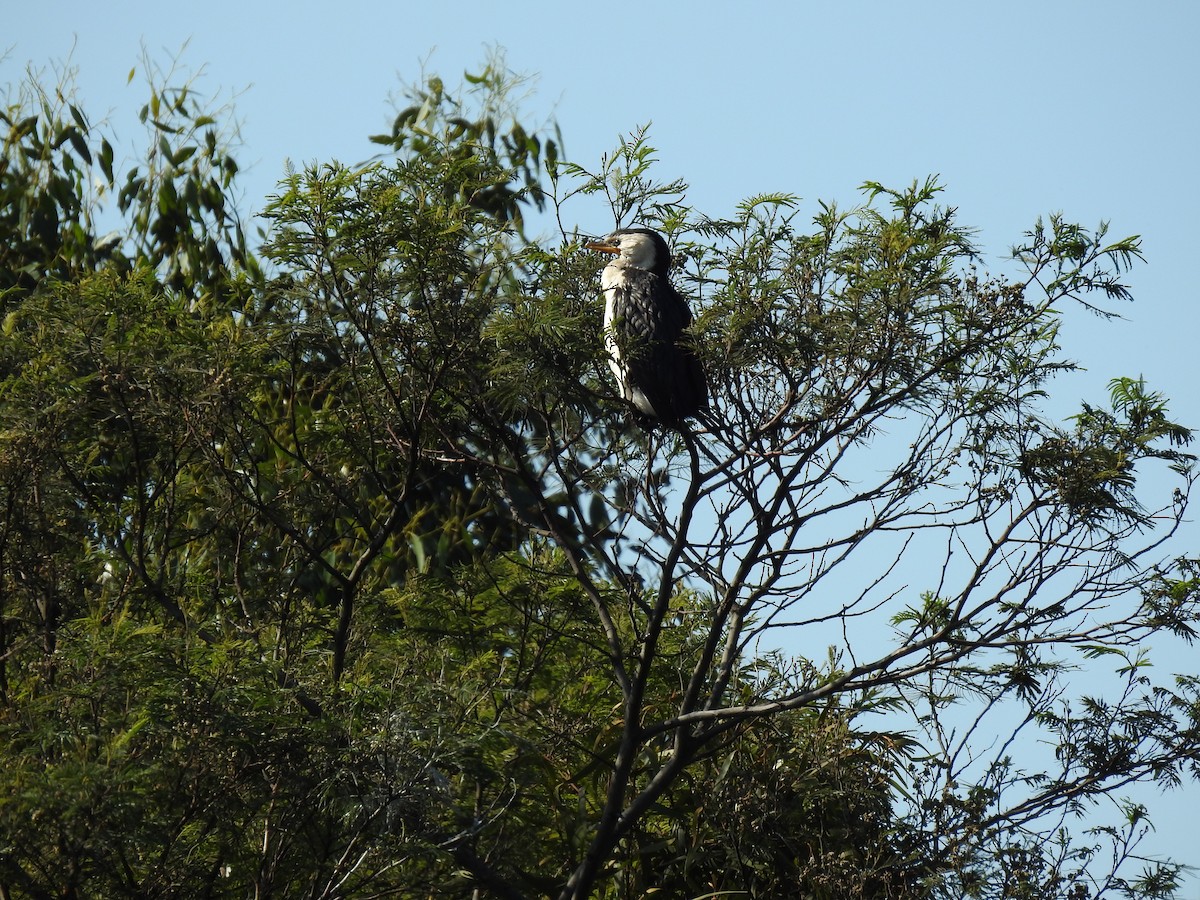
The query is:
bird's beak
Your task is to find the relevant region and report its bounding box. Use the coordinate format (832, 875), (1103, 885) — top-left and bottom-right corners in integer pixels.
(584, 238), (621, 255)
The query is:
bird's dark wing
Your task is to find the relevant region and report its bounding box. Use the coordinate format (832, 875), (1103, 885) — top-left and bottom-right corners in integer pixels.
(657, 280), (707, 421)
(658, 279), (692, 330)
(674, 332), (708, 422)
(611, 271), (706, 423)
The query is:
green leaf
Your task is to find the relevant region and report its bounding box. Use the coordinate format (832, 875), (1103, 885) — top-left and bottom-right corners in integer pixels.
(99, 139), (115, 184)
(68, 103), (88, 131)
(66, 127), (91, 165)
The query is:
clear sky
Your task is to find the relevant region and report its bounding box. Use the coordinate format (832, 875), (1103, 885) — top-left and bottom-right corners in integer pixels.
(6, 1), (1198, 892)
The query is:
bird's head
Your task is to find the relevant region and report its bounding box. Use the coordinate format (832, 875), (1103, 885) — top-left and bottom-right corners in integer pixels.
(584, 228), (670, 276)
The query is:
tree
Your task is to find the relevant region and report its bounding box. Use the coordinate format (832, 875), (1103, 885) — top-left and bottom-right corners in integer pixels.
(1, 56), (1197, 899)
(494, 146), (1200, 898)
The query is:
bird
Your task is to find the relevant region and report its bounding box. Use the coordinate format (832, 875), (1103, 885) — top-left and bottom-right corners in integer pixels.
(584, 228), (707, 426)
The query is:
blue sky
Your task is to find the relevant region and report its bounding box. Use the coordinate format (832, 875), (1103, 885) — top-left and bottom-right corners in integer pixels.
(6, 1), (1199, 892)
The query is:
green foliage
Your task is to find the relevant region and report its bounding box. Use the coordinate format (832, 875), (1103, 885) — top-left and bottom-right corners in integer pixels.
(625, 708), (922, 899)
(1022, 377), (1193, 527)
(369, 56), (558, 229)
(2, 54), (1197, 900)
(550, 125), (689, 230)
(1012, 215), (1144, 315)
(0, 57), (256, 313)
(1, 68), (115, 300)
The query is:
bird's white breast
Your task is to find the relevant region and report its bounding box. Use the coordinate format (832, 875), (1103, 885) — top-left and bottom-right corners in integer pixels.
(601, 264), (625, 380)
(600, 262), (656, 416)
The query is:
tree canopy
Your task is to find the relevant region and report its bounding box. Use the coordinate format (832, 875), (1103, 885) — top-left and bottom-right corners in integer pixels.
(1, 58), (1197, 900)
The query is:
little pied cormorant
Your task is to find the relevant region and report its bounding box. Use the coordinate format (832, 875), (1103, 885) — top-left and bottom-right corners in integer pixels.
(585, 228), (707, 425)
